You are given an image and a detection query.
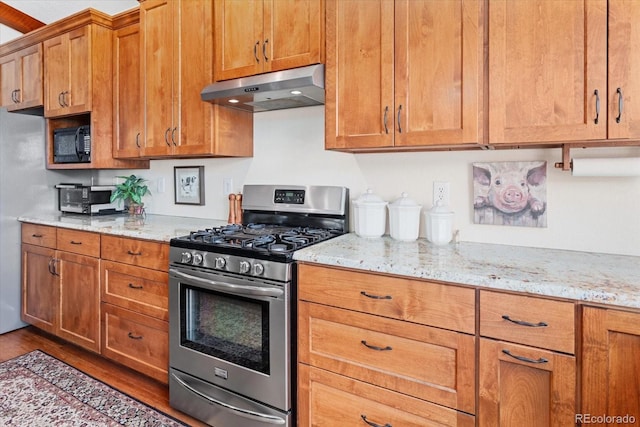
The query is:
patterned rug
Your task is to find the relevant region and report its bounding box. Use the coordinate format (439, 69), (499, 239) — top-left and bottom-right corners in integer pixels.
(0, 350), (187, 426)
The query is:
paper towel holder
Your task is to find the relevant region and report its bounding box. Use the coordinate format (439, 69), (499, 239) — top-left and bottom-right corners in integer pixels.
(554, 142), (640, 172)
(553, 144), (574, 171)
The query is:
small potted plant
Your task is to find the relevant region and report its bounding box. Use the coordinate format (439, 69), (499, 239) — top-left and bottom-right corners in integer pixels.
(110, 175), (151, 215)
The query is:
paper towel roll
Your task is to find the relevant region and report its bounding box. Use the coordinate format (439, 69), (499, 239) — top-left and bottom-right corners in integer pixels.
(571, 157), (640, 177)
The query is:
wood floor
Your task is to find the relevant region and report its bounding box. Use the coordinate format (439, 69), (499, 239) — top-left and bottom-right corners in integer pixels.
(0, 326), (208, 427)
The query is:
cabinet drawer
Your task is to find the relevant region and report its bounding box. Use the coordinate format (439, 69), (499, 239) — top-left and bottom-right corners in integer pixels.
(101, 260), (168, 321)
(299, 365), (475, 427)
(298, 264), (476, 333)
(480, 290), (575, 354)
(21, 223), (56, 248)
(299, 302), (476, 414)
(101, 235), (169, 271)
(101, 303), (168, 383)
(56, 228), (101, 257)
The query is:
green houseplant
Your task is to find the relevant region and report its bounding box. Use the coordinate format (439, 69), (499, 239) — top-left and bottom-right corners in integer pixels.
(110, 175), (151, 215)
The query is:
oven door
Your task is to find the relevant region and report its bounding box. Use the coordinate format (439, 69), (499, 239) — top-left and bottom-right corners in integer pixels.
(168, 265), (290, 412)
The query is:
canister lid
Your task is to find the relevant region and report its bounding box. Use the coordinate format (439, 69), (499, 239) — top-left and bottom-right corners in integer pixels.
(353, 189), (387, 206)
(389, 192), (420, 208)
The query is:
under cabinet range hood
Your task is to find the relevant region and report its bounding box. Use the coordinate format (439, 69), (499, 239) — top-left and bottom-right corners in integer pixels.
(201, 64), (324, 112)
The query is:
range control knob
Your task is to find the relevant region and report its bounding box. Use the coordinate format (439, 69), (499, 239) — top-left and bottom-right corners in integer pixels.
(215, 257), (227, 269)
(181, 252), (192, 263)
(253, 263), (265, 276)
(239, 260), (251, 274)
(192, 253), (204, 265)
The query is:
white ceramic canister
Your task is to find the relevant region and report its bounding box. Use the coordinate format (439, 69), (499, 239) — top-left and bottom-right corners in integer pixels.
(388, 192), (422, 241)
(425, 201), (454, 245)
(353, 189), (388, 238)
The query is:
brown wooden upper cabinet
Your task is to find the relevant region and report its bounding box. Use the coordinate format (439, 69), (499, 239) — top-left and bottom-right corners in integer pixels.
(139, 0), (252, 158)
(489, 0), (640, 145)
(325, 0), (483, 152)
(213, 0), (324, 81)
(0, 43), (43, 112)
(43, 26), (93, 117)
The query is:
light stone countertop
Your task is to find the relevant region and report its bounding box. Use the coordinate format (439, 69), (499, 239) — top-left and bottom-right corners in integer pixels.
(293, 233), (640, 310)
(18, 212), (227, 242)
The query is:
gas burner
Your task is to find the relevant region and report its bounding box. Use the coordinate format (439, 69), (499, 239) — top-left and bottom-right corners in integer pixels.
(247, 223), (266, 230)
(220, 224), (243, 234)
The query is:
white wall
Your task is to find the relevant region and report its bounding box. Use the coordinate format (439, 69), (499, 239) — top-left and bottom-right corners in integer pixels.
(99, 106), (640, 257)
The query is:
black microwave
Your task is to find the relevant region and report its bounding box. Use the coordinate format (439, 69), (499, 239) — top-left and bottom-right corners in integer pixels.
(53, 125), (91, 163)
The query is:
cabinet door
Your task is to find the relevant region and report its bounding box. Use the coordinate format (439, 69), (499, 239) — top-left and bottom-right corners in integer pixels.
(14, 44), (43, 110)
(488, 0), (607, 144)
(213, 0), (264, 81)
(21, 244), (58, 334)
(57, 251), (100, 353)
(478, 338), (576, 427)
(113, 23), (142, 159)
(394, 0), (482, 147)
(140, 0), (174, 157)
(264, 0), (323, 73)
(608, 0), (640, 139)
(44, 27), (91, 117)
(325, 0), (395, 150)
(581, 307), (640, 424)
(0, 53), (18, 107)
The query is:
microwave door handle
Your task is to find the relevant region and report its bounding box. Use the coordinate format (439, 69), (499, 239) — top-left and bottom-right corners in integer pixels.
(171, 372), (286, 425)
(75, 127), (82, 159)
(169, 268), (284, 298)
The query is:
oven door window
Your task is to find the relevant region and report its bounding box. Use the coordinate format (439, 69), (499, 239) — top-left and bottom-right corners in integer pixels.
(180, 284), (270, 374)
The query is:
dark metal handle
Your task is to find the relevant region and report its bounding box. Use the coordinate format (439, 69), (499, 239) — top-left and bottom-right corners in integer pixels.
(128, 283), (143, 289)
(594, 89), (600, 124)
(361, 340), (392, 352)
(263, 39), (269, 61)
(127, 332), (143, 340)
(61, 90), (69, 107)
(135, 132), (141, 148)
(254, 41), (260, 63)
(501, 315), (548, 328)
(32, 233), (43, 238)
(502, 349), (548, 364)
(171, 127), (177, 146)
(12, 89), (20, 103)
(360, 291), (392, 300)
(397, 104), (402, 133)
(48, 258), (55, 275)
(361, 414), (392, 427)
(70, 241), (82, 245)
(383, 106), (389, 134)
(164, 128), (171, 146)
(127, 250), (142, 256)
(58, 91), (64, 107)
(616, 87), (623, 123)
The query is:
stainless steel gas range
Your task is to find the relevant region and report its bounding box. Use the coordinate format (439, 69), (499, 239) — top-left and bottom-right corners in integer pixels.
(168, 185), (349, 427)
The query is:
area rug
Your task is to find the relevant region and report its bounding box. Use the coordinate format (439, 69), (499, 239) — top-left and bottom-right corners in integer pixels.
(0, 350), (187, 426)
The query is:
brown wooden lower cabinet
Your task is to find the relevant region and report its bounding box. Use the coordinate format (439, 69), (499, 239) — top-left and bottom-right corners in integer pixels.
(21, 243), (58, 333)
(581, 307), (640, 425)
(298, 365), (475, 427)
(478, 338), (576, 427)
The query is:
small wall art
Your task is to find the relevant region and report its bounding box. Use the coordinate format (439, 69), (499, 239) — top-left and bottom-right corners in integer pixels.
(175, 166), (205, 205)
(472, 161), (547, 227)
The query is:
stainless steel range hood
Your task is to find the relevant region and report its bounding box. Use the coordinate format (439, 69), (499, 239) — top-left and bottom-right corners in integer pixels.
(201, 64), (324, 113)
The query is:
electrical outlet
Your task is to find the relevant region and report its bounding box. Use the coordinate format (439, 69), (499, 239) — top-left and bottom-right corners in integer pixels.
(223, 177), (233, 195)
(433, 181), (450, 206)
(157, 177), (166, 194)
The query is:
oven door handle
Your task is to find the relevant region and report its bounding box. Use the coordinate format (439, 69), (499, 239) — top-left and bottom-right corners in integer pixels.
(171, 372), (286, 425)
(169, 268), (284, 298)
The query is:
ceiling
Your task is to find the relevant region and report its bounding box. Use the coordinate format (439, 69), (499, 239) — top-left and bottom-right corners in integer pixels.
(1, 0), (138, 42)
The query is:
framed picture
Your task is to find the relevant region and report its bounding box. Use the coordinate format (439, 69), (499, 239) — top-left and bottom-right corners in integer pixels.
(174, 166), (205, 205)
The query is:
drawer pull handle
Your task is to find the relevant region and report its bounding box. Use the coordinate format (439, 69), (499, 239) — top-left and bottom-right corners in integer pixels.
(501, 315), (548, 328)
(127, 250), (142, 256)
(502, 349), (548, 364)
(32, 233), (43, 238)
(128, 283), (143, 289)
(127, 332), (143, 340)
(361, 340), (392, 352)
(70, 240), (82, 245)
(361, 414), (392, 427)
(360, 291), (392, 300)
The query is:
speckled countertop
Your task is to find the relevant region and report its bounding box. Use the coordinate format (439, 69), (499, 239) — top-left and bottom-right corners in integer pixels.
(294, 233), (640, 310)
(18, 212), (227, 242)
(19, 213), (640, 309)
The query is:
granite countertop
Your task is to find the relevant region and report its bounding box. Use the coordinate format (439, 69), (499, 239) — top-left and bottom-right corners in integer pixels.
(294, 233), (640, 310)
(18, 212), (227, 242)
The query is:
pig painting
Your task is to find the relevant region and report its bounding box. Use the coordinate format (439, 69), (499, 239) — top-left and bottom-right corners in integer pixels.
(472, 161), (547, 227)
